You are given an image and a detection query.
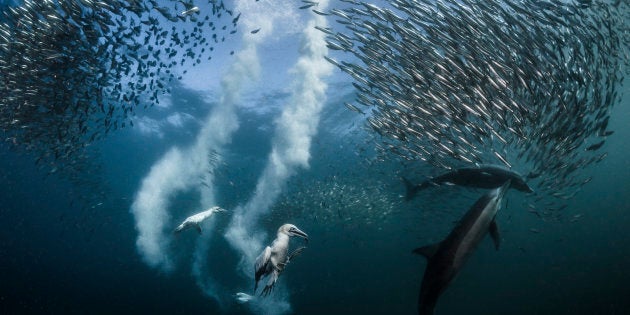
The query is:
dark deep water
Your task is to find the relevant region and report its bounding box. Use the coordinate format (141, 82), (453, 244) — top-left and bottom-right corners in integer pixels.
(1, 88), (629, 314)
(0, 0), (629, 314)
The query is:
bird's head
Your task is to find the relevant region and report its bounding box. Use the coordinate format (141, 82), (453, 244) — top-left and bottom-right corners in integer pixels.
(278, 224), (308, 242)
(210, 206), (227, 213)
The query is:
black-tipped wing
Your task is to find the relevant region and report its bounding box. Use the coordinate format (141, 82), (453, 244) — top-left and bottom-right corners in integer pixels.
(254, 246), (272, 292)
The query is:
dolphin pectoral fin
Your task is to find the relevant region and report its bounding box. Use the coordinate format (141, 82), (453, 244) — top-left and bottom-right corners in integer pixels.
(413, 243), (440, 259)
(489, 220), (501, 250)
(195, 224), (202, 234)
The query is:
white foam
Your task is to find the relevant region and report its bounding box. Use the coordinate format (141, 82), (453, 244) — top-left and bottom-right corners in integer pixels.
(130, 0), (329, 311)
(225, 2), (332, 313)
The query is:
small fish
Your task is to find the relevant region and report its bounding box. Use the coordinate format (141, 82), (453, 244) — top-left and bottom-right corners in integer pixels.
(232, 13), (241, 24)
(180, 6), (200, 17)
(344, 102), (365, 115)
(570, 213), (583, 222)
(585, 140), (605, 151)
(312, 9), (330, 15)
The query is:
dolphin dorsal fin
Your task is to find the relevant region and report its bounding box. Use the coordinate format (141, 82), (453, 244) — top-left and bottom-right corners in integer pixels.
(413, 243), (440, 259)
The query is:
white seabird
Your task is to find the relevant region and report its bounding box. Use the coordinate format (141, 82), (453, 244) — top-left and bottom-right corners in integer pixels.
(254, 224), (308, 296)
(173, 206), (226, 234)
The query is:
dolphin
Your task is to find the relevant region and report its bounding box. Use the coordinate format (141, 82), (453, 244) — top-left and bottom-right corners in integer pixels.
(403, 164), (533, 200)
(173, 206), (226, 234)
(414, 181), (511, 315)
(254, 224), (308, 296)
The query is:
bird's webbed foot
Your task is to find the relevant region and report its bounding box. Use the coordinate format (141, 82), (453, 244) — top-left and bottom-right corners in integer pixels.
(259, 269), (279, 297)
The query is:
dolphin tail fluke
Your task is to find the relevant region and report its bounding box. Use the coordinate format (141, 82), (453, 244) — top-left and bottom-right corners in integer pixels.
(489, 220), (501, 250)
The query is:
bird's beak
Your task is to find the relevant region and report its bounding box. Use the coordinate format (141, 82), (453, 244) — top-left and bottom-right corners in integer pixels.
(292, 227), (309, 243)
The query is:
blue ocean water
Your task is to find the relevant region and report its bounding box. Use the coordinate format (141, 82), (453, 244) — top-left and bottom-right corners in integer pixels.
(1, 82), (628, 314)
(0, 1), (629, 314)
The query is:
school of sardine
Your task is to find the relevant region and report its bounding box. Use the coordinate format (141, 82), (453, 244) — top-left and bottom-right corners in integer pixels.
(317, 0), (628, 212)
(0, 0), (237, 174)
(0, 0), (627, 220)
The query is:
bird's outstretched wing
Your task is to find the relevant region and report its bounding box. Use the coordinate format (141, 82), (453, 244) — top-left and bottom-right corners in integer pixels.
(287, 246), (306, 263)
(254, 246), (271, 292)
(279, 246), (306, 269)
(259, 247), (307, 296)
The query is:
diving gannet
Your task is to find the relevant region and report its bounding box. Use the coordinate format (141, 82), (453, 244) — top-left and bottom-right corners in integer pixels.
(254, 224), (308, 296)
(173, 206), (226, 234)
